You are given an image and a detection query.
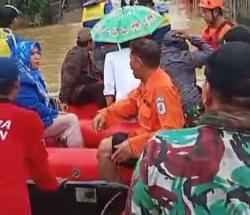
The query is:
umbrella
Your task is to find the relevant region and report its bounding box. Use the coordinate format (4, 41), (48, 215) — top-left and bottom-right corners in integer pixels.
(91, 6), (163, 43)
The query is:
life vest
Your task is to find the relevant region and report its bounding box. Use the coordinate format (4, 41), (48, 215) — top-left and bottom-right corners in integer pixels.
(82, 2), (106, 23)
(0, 28), (16, 57)
(160, 12), (171, 28)
(202, 21), (234, 49)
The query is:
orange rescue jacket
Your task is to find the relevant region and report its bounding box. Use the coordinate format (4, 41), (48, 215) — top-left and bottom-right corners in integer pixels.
(202, 21), (234, 49)
(99, 68), (185, 157)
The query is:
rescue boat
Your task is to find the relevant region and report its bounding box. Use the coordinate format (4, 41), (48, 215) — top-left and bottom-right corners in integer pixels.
(47, 103), (136, 183)
(32, 103), (135, 215)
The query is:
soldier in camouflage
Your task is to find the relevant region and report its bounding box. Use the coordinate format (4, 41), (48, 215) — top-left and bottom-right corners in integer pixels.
(125, 42), (250, 215)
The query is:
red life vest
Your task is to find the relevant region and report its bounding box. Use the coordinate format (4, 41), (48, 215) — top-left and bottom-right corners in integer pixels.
(202, 21), (235, 49)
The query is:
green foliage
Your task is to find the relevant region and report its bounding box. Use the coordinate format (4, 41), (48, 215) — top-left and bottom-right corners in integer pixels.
(1, 0), (54, 26)
(24, 0), (43, 24)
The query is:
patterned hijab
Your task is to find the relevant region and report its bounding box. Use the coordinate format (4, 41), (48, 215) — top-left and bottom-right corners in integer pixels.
(12, 41), (49, 104)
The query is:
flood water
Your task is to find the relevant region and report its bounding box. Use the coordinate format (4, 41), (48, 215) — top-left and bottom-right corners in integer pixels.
(18, 2), (204, 93)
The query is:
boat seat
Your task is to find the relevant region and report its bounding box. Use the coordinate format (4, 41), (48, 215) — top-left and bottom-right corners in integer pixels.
(67, 103), (100, 120)
(80, 120), (139, 148)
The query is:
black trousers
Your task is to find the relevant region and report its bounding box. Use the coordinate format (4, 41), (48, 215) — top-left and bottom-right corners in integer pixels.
(112, 132), (138, 168)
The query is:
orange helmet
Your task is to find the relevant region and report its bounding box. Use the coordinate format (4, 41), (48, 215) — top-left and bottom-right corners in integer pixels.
(199, 0), (224, 9)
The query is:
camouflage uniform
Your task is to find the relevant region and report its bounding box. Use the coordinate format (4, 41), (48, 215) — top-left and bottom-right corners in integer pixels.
(126, 111), (250, 215)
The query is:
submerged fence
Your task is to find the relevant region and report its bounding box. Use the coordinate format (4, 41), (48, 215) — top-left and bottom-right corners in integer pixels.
(226, 0), (250, 25)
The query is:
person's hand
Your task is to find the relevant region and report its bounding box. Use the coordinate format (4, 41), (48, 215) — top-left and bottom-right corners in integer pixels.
(60, 103), (69, 112)
(105, 95), (115, 107)
(175, 30), (191, 40)
(111, 139), (133, 164)
(92, 113), (106, 132)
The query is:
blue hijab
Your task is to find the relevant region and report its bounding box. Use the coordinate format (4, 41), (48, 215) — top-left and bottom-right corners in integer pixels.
(12, 41), (50, 104)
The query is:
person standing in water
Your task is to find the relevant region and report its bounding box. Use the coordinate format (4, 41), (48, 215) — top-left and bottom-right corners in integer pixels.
(199, 0), (234, 49)
(0, 5), (24, 57)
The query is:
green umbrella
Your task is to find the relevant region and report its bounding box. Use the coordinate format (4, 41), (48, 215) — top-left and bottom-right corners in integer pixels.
(91, 6), (163, 43)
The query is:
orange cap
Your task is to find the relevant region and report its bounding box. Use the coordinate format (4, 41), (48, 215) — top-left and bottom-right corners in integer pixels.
(199, 0), (224, 9)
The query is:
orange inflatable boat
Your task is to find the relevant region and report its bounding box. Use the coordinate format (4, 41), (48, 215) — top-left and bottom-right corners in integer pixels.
(34, 104), (136, 214)
(67, 103), (139, 148)
(47, 147), (134, 184)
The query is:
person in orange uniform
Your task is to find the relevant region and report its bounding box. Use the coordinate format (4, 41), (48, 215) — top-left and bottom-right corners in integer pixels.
(199, 0), (234, 49)
(93, 39), (185, 181)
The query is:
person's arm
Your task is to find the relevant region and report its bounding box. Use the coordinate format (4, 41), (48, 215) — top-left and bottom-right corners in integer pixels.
(17, 84), (58, 127)
(128, 86), (185, 157)
(103, 53), (116, 106)
(59, 50), (88, 103)
(189, 36), (214, 68)
(105, 95), (115, 106)
(24, 112), (58, 191)
(127, 125), (225, 214)
(99, 88), (139, 128)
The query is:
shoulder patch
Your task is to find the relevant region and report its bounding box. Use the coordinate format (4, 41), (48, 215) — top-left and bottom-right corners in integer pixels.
(156, 97), (166, 115)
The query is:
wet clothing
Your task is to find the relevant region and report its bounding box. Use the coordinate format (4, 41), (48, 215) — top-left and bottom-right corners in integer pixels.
(126, 111), (250, 215)
(59, 45), (105, 106)
(161, 33), (213, 116)
(0, 102), (58, 215)
(13, 41), (58, 128)
(202, 21), (234, 49)
(103, 48), (140, 101)
(99, 68), (185, 157)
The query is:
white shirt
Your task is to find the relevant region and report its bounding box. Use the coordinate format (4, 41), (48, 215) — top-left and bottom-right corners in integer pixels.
(103, 48), (141, 101)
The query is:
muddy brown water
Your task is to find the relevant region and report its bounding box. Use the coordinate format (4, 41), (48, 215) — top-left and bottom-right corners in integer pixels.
(18, 2), (204, 93)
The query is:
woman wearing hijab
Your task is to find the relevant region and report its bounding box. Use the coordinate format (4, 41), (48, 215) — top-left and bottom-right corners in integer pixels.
(12, 41), (83, 148)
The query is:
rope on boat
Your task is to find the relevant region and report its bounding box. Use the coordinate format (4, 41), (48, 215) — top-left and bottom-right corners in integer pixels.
(100, 191), (122, 215)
